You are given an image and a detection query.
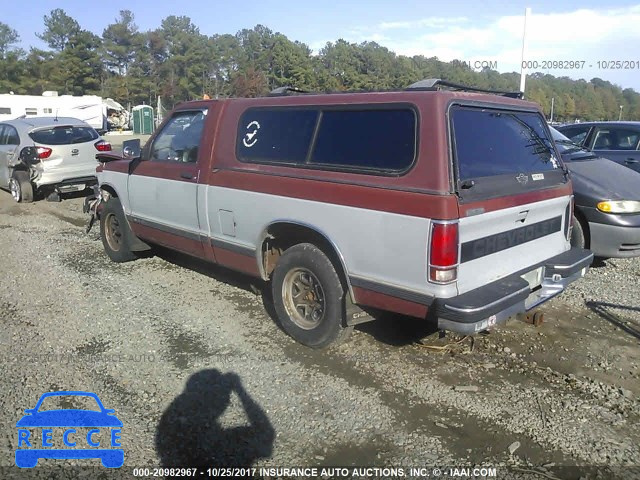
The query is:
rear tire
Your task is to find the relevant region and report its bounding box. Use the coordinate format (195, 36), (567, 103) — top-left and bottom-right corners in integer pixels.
(9, 171), (33, 203)
(100, 197), (137, 263)
(271, 243), (353, 348)
(570, 214), (587, 249)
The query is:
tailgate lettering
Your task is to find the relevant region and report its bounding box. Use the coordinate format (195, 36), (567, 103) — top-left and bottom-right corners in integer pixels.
(461, 216), (562, 262)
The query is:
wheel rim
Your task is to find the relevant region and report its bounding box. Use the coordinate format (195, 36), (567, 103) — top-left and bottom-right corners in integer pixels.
(282, 268), (326, 330)
(9, 178), (20, 202)
(104, 213), (123, 252)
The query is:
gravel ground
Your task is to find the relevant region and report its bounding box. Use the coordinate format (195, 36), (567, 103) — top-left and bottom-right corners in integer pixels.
(0, 191), (638, 480)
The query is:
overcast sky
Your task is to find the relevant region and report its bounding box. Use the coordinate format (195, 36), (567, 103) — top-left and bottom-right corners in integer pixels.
(4, 0), (640, 91)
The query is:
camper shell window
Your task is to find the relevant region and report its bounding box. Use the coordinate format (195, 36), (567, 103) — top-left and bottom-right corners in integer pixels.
(236, 105), (417, 174)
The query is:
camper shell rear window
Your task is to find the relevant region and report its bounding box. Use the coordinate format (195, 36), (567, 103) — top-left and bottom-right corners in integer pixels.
(236, 105), (417, 174)
(29, 126), (99, 145)
(451, 106), (560, 180)
(449, 104), (566, 200)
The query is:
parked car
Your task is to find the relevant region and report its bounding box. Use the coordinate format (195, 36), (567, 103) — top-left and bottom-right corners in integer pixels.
(550, 127), (640, 258)
(86, 79), (593, 348)
(556, 121), (640, 174)
(0, 117), (110, 203)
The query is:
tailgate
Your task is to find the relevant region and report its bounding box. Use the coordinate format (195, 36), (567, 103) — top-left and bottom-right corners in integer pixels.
(449, 103), (571, 294)
(457, 195), (571, 293)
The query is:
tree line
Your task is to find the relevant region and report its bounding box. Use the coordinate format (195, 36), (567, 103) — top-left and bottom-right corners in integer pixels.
(0, 9), (639, 121)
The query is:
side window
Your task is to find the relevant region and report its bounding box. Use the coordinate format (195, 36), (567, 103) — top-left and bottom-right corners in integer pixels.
(310, 109), (416, 171)
(5, 126), (19, 145)
(0, 107), (11, 115)
(593, 127), (640, 150)
(237, 109), (318, 164)
(150, 110), (207, 163)
(560, 126), (590, 145)
(236, 106), (417, 173)
(0, 125), (6, 145)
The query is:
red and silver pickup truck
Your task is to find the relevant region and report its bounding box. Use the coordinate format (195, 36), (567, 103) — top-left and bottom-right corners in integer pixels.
(85, 79), (594, 348)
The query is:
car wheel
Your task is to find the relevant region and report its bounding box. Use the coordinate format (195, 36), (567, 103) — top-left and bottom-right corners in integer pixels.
(570, 214), (587, 249)
(271, 243), (353, 348)
(9, 171), (33, 203)
(100, 197), (137, 263)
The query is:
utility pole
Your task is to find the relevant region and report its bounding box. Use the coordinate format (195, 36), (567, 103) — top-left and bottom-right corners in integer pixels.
(519, 8), (531, 96)
(550, 97), (554, 123)
(619, 105), (623, 121)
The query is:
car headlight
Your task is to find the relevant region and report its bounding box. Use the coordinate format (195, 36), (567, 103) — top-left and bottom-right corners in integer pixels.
(597, 200), (640, 214)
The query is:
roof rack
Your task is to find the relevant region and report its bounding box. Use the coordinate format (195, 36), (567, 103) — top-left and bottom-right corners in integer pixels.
(268, 86), (311, 96)
(406, 78), (523, 98)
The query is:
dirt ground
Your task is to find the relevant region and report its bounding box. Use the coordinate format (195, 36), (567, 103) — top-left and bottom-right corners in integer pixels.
(0, 190), (638, 480)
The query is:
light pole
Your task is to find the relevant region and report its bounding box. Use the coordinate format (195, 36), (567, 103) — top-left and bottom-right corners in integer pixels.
(619, 105), (623, 121)
(519, 8), (531, 95)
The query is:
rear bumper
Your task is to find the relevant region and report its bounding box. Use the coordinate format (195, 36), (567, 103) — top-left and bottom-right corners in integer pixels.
(435, 248), (594, 334)
(33, 163), (98, 188)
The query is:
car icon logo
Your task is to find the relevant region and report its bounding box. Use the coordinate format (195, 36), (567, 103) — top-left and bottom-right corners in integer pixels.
(15, 391), (123, 468)
(515, 173), (529, 185)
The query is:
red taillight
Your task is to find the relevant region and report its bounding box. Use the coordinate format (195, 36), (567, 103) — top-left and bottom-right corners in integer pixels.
(36, 147), (52, 159)
(94, 140), (112, 152)
(429, 222), (459, 283)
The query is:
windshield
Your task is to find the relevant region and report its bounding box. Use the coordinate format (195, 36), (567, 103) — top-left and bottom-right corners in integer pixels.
(549, 126), (590, 155)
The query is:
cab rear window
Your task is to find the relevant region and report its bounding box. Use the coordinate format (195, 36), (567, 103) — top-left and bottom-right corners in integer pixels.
(452, 106), (560, 180)
(29, 126), (99, 145)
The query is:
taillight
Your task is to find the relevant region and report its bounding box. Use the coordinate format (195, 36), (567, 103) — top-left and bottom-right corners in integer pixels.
(429, 221), (459, 283)
(94, 140), (112, 152)
(36, 147), (52, 159)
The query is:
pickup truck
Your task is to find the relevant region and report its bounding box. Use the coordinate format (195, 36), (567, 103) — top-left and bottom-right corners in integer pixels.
(86, 79), (593, 348)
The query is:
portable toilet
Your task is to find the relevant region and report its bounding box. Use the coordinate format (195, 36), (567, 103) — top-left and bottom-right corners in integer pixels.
(132, 105), (154, 134)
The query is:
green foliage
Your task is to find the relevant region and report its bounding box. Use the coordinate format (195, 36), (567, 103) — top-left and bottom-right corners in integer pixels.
(37, 8), (81, 51)
(1, 14), (639, 119)
(0, 22), (19, 57)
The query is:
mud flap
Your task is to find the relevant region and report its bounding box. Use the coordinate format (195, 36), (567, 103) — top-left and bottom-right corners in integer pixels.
(345, 293), (376, 326)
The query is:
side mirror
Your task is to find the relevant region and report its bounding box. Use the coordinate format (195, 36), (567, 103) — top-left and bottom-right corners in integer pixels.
(122, 139), (141, 159)
(19, 146), (40, 165)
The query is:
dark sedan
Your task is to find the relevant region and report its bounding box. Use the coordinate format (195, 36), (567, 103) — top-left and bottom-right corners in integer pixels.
(556, 121), (640, 174)
(550, 127), (640, 258)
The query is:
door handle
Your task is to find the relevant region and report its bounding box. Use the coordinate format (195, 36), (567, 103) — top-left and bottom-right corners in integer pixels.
(625, 158), (639, 164)
(180, 172), (194, 180)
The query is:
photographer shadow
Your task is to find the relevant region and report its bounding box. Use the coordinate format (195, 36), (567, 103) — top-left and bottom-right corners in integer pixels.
(155, 369), (275, 467)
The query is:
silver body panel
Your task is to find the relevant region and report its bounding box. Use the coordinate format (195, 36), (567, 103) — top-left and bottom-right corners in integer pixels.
(458, 195), (572, 293)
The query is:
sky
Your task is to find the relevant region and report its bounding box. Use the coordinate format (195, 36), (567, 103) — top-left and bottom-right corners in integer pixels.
(4, 0), (640, 92)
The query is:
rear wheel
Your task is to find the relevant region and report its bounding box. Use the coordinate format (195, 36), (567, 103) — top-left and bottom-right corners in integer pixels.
(9, 171), (33, 203)
(271, 243), (353, 348)
(100, 197), (137, 263)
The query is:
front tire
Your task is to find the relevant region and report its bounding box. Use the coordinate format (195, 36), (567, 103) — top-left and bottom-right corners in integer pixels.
(570, 214), (587, 249)
(9, 171), (33, 203)
(271, 243), (353, 348)
(100, 197), (137, 263)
